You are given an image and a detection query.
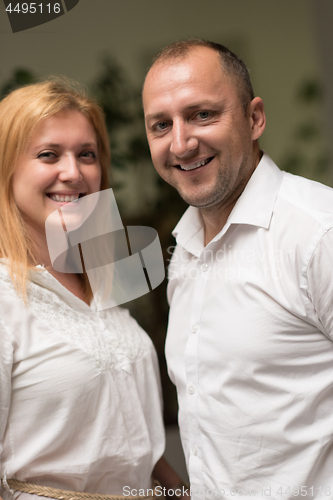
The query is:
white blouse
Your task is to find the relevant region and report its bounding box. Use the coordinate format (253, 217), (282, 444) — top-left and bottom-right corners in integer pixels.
(0, 262), (165, 499)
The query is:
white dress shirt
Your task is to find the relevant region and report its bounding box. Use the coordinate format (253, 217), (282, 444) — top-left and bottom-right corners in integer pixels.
(0, 262), (165, 499)
(166, 154), (333, 500)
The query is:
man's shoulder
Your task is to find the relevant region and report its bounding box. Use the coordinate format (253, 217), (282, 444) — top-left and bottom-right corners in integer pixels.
(277, 170), (333, 229)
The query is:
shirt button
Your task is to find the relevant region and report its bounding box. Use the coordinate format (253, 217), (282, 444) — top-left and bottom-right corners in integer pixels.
(192, 446), (198, 455)
(188, 385), (196, 395)
(191, 324), (199, 333)
(201, 263), (209, 272)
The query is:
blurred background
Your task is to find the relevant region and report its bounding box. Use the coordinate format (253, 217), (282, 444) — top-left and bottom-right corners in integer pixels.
(1, 0), (333, 481)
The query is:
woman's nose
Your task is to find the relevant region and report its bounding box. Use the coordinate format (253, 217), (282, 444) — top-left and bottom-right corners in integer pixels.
(58, 154), (82, 183)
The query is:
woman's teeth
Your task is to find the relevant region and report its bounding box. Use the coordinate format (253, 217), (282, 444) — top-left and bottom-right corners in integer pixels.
(49, 194), (80, 202)
(179, 157), (212, 171)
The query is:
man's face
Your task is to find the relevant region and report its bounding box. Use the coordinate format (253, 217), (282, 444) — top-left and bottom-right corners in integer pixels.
(143, 47), (265, 211)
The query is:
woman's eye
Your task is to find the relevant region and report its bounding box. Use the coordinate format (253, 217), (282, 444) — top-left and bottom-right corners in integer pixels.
(81, 151), (96, 158)
(37, 151), (57, 160)
(80, 151), (98, 164)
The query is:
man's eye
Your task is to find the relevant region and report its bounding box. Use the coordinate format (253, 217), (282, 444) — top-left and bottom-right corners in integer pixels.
(155, 122), (169, 131)
(197, 111), (210, 119)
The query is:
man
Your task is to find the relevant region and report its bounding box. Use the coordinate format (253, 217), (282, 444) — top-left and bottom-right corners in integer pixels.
(143, 39), (333, 500)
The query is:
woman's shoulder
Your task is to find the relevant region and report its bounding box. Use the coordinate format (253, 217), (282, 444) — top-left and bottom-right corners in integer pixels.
(0, 260), (23, 303)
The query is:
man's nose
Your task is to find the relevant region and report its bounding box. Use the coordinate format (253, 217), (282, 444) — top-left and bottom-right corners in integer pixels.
(170, 121), (199, 158)
(58, 154), (82, 183)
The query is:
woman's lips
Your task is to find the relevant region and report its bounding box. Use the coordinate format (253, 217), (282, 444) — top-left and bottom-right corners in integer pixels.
(47, 193), (84, 203)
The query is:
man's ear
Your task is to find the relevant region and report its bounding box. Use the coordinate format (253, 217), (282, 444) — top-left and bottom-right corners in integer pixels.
(248, 97), (266, 141)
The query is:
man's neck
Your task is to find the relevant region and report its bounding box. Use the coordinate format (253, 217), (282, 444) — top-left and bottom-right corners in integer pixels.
(201, 148), (263, 246)
(201, 202), (234, 246)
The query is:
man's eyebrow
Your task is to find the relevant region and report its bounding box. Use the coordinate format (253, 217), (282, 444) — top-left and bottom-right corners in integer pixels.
(185, 100), (219, 109)
(145, 112), (170, 122)
(145, 101), (222, 121)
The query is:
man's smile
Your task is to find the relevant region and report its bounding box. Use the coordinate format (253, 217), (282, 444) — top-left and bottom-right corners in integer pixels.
(175, 156), (215, 171)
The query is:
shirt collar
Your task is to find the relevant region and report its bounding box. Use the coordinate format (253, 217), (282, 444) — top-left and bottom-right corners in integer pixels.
(31, 266), (95, 312)
(0, 259), (94, 313)
(172, 153), (283, 253)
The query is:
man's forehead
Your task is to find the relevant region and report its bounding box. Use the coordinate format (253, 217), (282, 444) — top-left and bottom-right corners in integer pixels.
(146, 46), (223, 82)
(143, 48), (234, 110)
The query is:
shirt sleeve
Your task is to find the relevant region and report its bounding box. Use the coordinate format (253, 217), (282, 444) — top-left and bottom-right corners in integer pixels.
(0, 318), (13, 461)
(306, 228), (333, 340)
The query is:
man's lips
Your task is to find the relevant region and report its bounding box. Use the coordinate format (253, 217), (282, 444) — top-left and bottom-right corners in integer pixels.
(174, 156), (215, 171)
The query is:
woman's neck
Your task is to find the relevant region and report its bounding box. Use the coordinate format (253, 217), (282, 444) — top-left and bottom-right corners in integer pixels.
(31, 228), (90, 305)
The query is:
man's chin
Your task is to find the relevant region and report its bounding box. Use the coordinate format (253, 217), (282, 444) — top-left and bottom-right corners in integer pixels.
(177, 190), (225, 210)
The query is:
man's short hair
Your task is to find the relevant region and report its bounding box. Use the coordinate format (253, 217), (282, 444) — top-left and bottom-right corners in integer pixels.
(148, 38), (255, 114)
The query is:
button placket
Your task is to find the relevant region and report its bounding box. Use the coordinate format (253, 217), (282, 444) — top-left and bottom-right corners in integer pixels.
(184, 251), (210, 496)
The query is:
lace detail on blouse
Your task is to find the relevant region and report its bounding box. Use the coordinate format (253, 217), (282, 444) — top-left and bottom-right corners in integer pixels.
(0, 263), (151, 371)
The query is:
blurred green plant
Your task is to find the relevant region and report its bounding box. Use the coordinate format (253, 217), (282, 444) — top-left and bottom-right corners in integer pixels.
(280, 79), (331, 185)
(0, 68), (36, 99)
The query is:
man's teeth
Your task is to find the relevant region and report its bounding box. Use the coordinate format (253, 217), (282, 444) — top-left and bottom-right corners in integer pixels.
(179, 158), (211, 171)
(49, 194), (80, 202)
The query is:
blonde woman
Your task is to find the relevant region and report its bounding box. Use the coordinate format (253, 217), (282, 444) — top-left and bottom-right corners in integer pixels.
(0, 81), (188, 500)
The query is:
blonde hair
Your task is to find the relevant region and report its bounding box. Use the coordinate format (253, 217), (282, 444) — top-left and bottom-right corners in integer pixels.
(0, 78), (111, 300)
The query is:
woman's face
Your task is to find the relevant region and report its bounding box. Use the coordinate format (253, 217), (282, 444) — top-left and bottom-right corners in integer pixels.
(12, 109), (102, 240)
